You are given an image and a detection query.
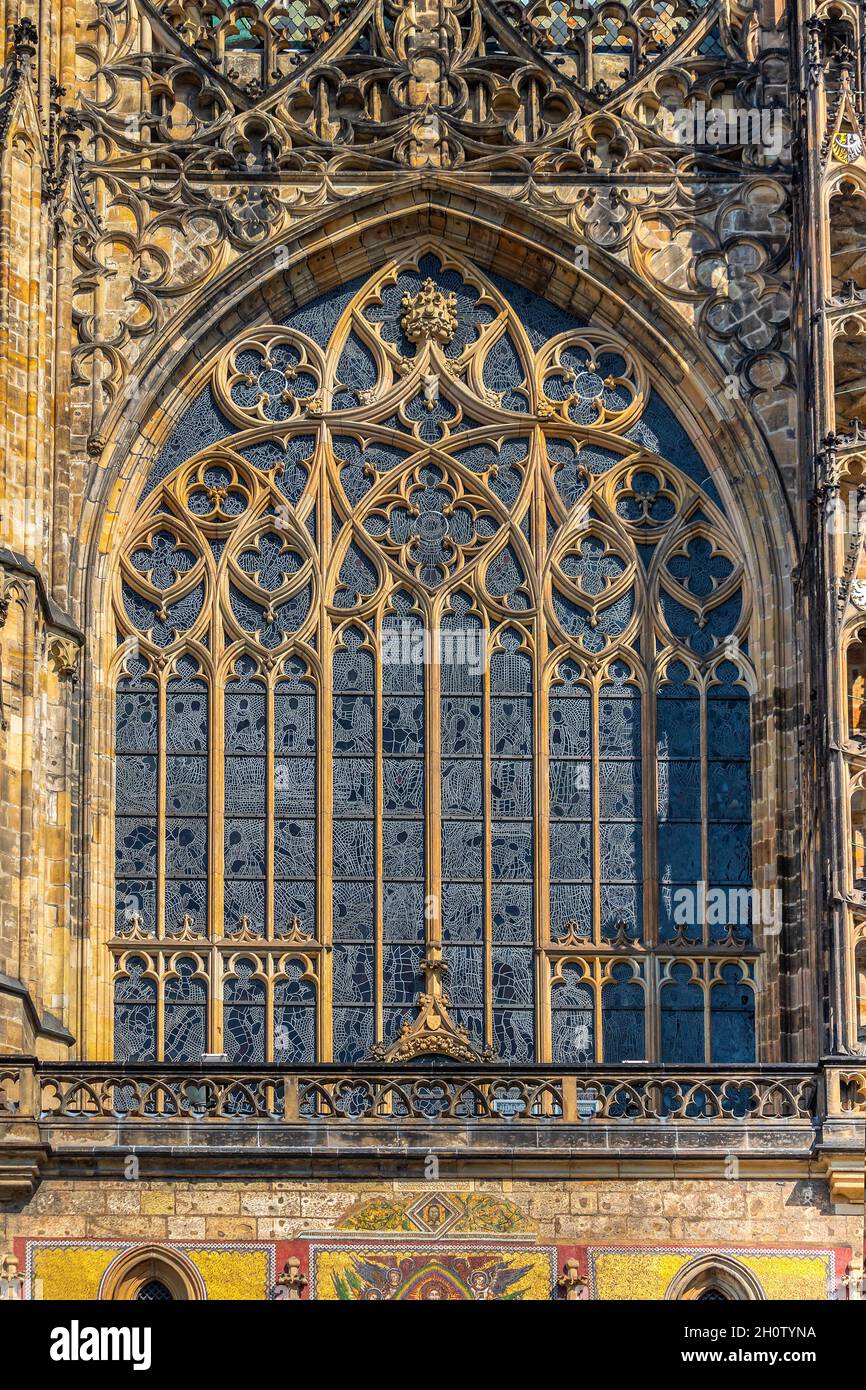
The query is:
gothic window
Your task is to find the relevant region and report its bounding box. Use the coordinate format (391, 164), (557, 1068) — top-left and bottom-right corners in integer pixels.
(113, 248), (758, 1065)
(847, 631), (866, 737)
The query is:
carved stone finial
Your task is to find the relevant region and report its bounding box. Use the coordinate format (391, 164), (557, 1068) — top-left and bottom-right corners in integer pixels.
(276, 1256), (307, 1300)
(0, 1252), (25, 1300)
(13, 19), (38, 67)
(558, 1258), (589, 1300)
(372, 943), (482, 1063)
(400, 278), (458, 347)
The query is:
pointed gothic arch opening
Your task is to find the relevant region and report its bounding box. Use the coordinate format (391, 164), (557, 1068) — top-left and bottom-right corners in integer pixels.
(99, 1245), (206, 1301)
(664, 1254), (766, 1302)
(101, 242), (769, 1066)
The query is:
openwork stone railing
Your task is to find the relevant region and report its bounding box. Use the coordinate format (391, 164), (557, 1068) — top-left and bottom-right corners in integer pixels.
(0, 1062), (829, 1124)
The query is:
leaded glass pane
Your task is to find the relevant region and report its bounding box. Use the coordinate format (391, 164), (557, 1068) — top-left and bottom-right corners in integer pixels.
(114, 956), (156, 1062)
(661, 965), (705, 1063)
(164, 958), (207, 1061)
(441, 600), (486, 1048)
(224, 962), (266, 1063)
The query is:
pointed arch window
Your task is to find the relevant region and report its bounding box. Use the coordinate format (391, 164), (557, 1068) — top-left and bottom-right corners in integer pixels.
(112, 248), (759, 1066)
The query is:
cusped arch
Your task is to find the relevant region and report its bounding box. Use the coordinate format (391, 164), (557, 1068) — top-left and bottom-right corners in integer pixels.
(99, 1244), (206, 1301)
(81, 200), (798, 1061)
(664, 1254), (766, 1302)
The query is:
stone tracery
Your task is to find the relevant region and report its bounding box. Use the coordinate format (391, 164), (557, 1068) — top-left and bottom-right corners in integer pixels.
(112, 245), (757, 1063)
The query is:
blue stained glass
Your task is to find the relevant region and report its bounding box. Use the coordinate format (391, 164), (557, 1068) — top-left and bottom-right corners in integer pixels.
(116, 755), (158, 814)
(602, 964), (645, 1062)
(333, 333), (378, 408)
(493, 1009), (535, 1061)
(550, 760), (591, 818)
(275, 688), (316, 754)
(550, 883), (592, 940)
(229, 582), (312, 645)
(550, 821), (592, 881)
(491, 697), (532, 755)
(384, 759), (424, 813)
(485, 545), (529, 610)
(708, 823), (752, 884)
(491, 825), (533, 879)
(599, 759), (641, 819)
(601, 884), (642, 941)
(140, 385), (234, 500)
(441, 697), (483, 754)
(116, 880), (156, 936)
(661, 965), (705, 1063)
(552, 964), (594, 1063)
(114, 957), (157, 1062)
(332, 435), (410, 503)
(667, 537), (733, 598)
(334, 544), (378, 608)
(123, 581), (205, 647)
(553, 587), (634, 650)
(333, 882), (375, 941)
(283, 276), (369, 346)
(274, 819), (316, 878)
(493, 947), (534, 1007)
(275, 882), (316, 937)
(225, 819), (266, 878)
(488, 272), (585, 347)
(562, 536), (625, 595)
(615, 470), (677, 525)
(164, 958), (207, 1062)
(238, 533), (303, 591)
(240, 435), (314, 503)
(224, 880), (266, 936)
(364, 255), (495, 361)
(165, 820), (207, 877)
(660, 588), (742, 654)
(444, 945), (484, 1008)
(382, 697), (424, 753)
(383, 883), (426, 940)
(442, 821), (484, 880)
(333, 758), (374, 815)
(116, 687), (158, 753)
(333, 1006), (374, 1063)
(225, 688), (266, 752)
(275, 962), (317, 1063)
(658, 757), (702, 820)
(116, 819), (158, 877)
(165, 680), (208, 752)
(116, 263), (764, 1068)
(442, 759), (483, 816)
(491, 885), (533, 943)
(131, 530), (195, 590)
(224, 963), (265, 1063)
(708, 761), (751, 819)
(452, 438), (528, 507)
(658, 822), (702, 884)
(383, 943), (424, 1003)
(600, 822), (641, 880)
(483, 332), (527, 410)
(442, 883), (483, 943)
(166, 755), (207, 814)
(333, 944), (375, 1005)
(710, 965), (755, 1063)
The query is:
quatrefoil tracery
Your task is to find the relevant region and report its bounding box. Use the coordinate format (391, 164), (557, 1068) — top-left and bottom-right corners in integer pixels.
(117, 247), (748, 668)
